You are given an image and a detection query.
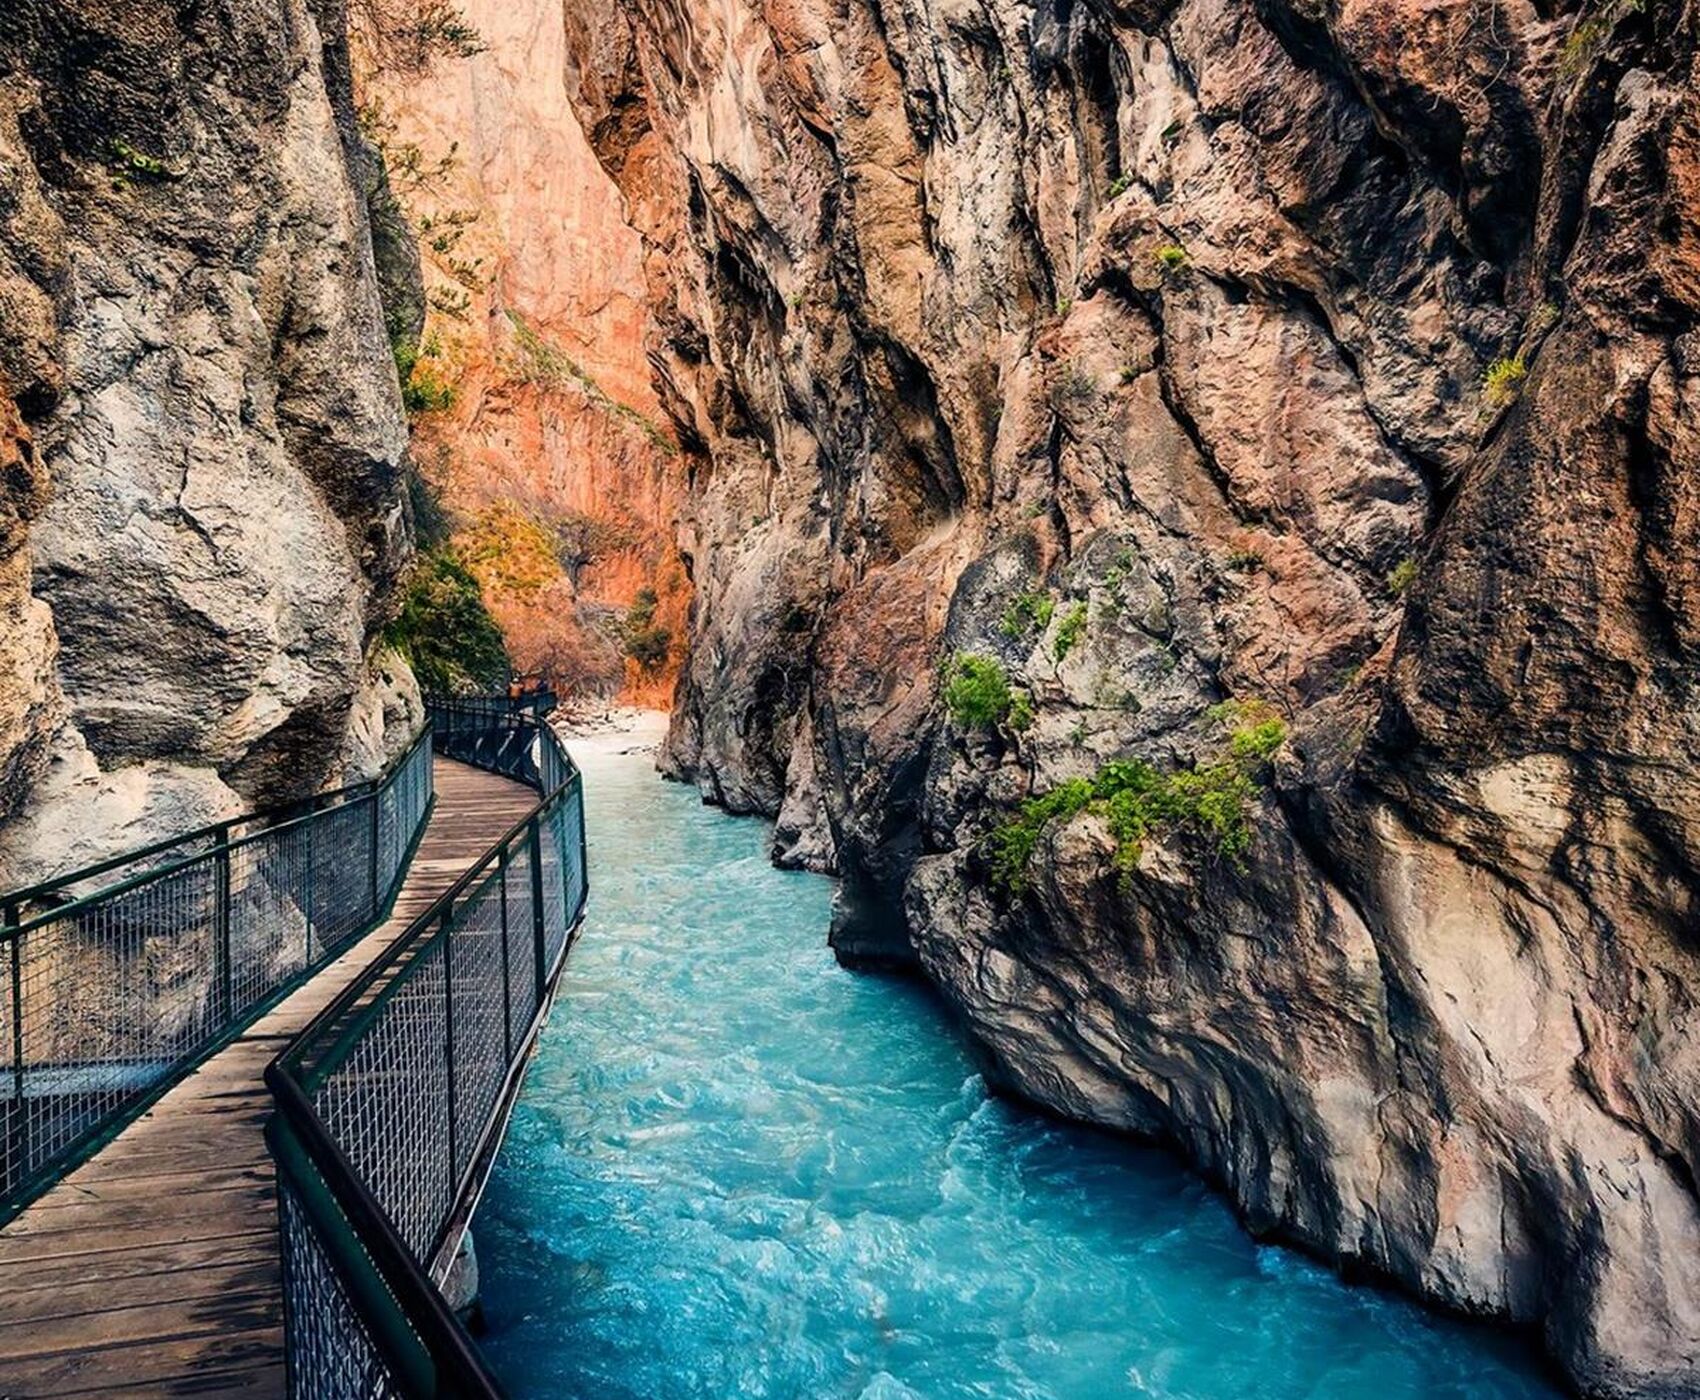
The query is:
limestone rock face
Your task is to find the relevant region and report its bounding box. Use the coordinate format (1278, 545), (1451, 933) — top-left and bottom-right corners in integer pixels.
(0, 0), (421, 884)
(563, 0), (1700, 1390)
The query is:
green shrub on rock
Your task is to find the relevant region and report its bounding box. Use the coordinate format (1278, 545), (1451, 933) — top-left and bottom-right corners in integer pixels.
(1053, 602), (1088, 661)
(1482, 354), (1527, 408)
(383, 547), (509, 693)
(1386, 557), (1418, 597)
(621, 587), (672, 671)
(986, 702), (1288, 892)
(1000, 591), (1055, 638)
(943, 653), (1027, 732)
(986, 779), (1095, 891)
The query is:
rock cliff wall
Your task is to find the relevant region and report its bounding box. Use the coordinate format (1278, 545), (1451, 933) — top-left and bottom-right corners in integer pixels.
(0, 0), (422, 887)
(364, 0), (689, 706)
(563, 0), (1700, 1392)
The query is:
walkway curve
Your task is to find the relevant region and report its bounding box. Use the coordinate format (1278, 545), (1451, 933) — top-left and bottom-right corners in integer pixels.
(0, 758), (538, 1399)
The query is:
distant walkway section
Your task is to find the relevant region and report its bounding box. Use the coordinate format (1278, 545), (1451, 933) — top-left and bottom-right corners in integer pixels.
(0, 757), (538, 1397)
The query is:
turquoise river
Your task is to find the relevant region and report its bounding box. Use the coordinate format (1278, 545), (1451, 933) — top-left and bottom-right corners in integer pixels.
(477, 735), (1559, 1400)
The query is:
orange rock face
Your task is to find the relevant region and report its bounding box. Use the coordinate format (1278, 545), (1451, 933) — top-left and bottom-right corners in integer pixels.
(364, 0), (687, 707)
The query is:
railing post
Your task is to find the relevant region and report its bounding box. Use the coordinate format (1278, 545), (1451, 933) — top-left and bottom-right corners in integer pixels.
(214, 825), (233, 1022)
(528, 819), (546, 1011)
(6, 902), (25, 1185)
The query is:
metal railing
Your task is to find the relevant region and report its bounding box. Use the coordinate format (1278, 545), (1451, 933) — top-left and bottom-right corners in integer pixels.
(0, 727), (436, 1224)
(266, 696), (587, 1399)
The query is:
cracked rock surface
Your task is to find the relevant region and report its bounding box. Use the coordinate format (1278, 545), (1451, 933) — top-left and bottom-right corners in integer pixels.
(0, 0), (421, 885)
(562, 0), (1700, 1390)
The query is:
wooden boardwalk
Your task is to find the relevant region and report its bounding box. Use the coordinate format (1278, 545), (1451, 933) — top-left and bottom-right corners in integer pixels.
(0, 759), (539, 1399)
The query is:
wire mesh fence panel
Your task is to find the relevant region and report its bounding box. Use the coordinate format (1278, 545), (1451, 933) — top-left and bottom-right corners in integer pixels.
(502, 847), (538, 1060)
(447, 873), (509, 1186)
(376, 782), (402, 900)
(270, 696), (585, 1399)
(228, 821), (312, 1022)
(1, 935), (17, 1200)
(0, 729), (432, 1221)
(278, 1173), (401, 1400)
(314, 941), (455, 1259)
(309, 798), (378, 956)
(15, 854), (220, 1188)
(559, 784), (587, 940)
(539, 804), (569, 970)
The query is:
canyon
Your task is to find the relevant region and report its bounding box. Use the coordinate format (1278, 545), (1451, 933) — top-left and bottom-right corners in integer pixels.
(0, 0), (1696, 1395)
(557, 0), (1700, 1394)
(361, 0), (688, 707)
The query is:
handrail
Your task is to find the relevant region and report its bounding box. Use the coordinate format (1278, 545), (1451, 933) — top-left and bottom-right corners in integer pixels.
(0, 724), (436, 1224)
(266, 694), (587, 1399)
(2, 744), (422, 915)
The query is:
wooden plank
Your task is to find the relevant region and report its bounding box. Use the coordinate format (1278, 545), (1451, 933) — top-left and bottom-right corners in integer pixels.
(0, 1218), (280, 1268)
(1, 1331), (283, 1397)
(0, 758), (539, 1399)
(0, 1288), (279, 1361)
(20, 1164), (270, 1202)
(0, 1260), (278, 1329)
(0, 1233), (277, 1296)
(0, 1184), (275, 1239)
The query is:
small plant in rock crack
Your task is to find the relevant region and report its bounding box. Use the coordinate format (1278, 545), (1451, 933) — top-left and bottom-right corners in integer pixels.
(397, 334), (457, 416)
(1224, 547), (1265, 574)
(1056, 296), (1074, 319)
(985, 699), (1288, 892)
(1008, 690), (1035, 732)
(1529, 301), (1561, 338)
(1050, 362), (1097, 410)
(1386, 557), (1418, 597)
(1118, 364), (1140, 386)
(942, 652), (1031, 733)
(1053, 602), (1089, 662)
(1559, 0), (1642, 79)
(1482, 354), (1528, 408)
(1108, 174), (1132, 198)
(1001, 591), (1056, 639)
(1155, 243), (1189, 272)
(109, 139), (183, 182)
